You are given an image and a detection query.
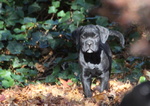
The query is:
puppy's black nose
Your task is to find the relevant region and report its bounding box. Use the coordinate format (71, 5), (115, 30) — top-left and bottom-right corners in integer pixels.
(86, 40), (93, 46)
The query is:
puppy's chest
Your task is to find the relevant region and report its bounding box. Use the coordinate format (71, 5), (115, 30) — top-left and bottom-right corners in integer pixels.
(84, 50), (101, 64)
(79, 50), (109, 71)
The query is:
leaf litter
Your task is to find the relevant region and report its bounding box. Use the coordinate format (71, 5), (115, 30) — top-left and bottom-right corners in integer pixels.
(0, 79), (133, 106)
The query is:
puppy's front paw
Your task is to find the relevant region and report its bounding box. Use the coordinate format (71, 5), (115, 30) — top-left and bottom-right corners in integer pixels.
(84, 91), (92, 98)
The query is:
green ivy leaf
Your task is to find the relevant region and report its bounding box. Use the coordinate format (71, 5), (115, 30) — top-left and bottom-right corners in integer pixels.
(0, 30), (12, 40)
(52, 1), (60, 8)
(1, 0), (10, 5)
(28, 2), (41, 14)
(0, 70), (14, 88)
(58, 72), (68, 79)
(7, 41), (24, 54)
(2, 80), (11, 88)
(0, 55), (13, 62)
(16, 68), (37, 77)
(57, 10), (66, 17)
(23, 17), (36, 24)
(45, 20), (58, 25)
(12, 58), (22, 68)
(42, 20), (58, 30)
(14, 28), (24, 33)
(39, 40), (49, 48)
(2, 79), (14, 88)
(71, 5), (80, 10)
(72, 0), (93, 10)
(48, 39), (63, 49)
(45, 66), (60, 83)
(69, 24), (77, 32)
(96, 16), (109, 27)
(13, 33), (27, 40)
(70, 62), (80, 73)
(45, 75), (57, 83)
(17, 7), (24, 18)
(25, 22), (35, 28)
(27, 31), (41, 45)
(14, 25), (26, 34)
(48, 6), (58, 14)
(58, 12), (70, 22)
(72, 11), (85, 22)
(0, 21), (4, 29)
(3, 6), (23, 26)
(11, 74), (25, 82)
(0, 70), (11, 79)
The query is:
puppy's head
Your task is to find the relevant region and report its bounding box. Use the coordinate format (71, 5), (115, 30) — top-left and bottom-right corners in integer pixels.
(72, 25), (109, 53)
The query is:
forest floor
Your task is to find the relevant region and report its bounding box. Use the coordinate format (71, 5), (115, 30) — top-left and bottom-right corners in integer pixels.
(0, 79), (134, 106)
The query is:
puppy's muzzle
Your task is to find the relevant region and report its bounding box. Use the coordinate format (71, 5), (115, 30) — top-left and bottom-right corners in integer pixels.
(85, 40), (94, 53)
(86, 40), (93, 47)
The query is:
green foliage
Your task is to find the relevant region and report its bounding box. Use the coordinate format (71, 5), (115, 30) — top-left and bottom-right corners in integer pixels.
(7, 41), (24, 54)
(0, 69), (14, 88)
(112, 56), (148, 82)
(0, 0), (146, 88)
(28, 2), (41, 14)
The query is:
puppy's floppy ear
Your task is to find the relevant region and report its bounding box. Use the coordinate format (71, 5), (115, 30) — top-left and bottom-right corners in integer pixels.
(71, 26), (83, 45)
(96, 25), (109, 44)
(96, 25), (125, 48)
(109, 30), (125, 48)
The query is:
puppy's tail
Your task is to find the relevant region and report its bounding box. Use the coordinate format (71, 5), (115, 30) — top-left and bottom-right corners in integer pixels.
(109, 30), (125, 48)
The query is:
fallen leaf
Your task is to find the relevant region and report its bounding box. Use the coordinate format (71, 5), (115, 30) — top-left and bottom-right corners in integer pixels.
(67, 79), (73, 86)
(0, 95), (6, 102)
(35, 63), (45, 72)
(59, 78), (73, 88)
(93, 93), (109, 103)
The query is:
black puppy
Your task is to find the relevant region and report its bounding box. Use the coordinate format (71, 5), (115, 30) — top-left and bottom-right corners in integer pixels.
(72, 25), (125, 97)
(120, 81), (150, 106)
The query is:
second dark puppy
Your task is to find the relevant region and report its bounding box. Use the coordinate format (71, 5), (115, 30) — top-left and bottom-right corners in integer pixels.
(120, 81), (150, 106)
(72, 25), (125, 97)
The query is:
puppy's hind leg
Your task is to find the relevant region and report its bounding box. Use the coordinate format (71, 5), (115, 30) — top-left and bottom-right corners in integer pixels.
(99, 71), (110, 92)
(81, 71), (92, 97)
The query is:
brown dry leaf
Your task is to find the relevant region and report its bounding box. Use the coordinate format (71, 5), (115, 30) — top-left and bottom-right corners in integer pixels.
(93, 93), (109, 103)
(0, 95), (6, 102)
(35, 63), (45, 72)
(84, 98), (97, 106)
(67, 88), (83, 101)
(59, 78), (73, 88)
